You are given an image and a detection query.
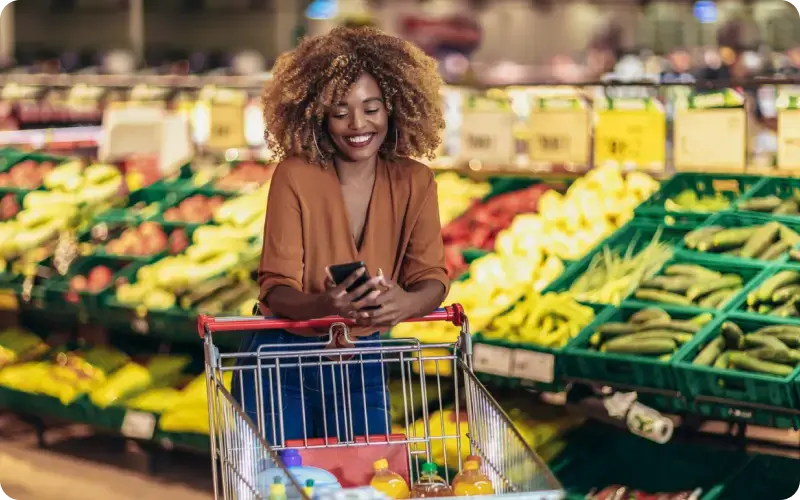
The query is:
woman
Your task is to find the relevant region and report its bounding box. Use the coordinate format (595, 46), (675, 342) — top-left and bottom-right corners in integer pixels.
(235, 26), (450, 447)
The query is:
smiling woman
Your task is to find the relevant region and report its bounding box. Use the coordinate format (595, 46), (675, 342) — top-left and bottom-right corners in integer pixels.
(234, 26), (451, 445)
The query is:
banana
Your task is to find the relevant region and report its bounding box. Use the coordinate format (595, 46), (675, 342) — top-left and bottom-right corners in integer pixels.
(43, 160), (83, 190)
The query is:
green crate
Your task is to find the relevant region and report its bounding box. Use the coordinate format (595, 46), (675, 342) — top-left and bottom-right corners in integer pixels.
(143, 162), (196, 195)
(461, 247), (490, 264)
(678, 211), (800, 264)
(550, 422), (747, 500)
(0, 152), (69, 194)
(96, 187), (188, 225)
(563, 304), (721, 412)
(715, 454), (800, 500)
(150, 190), (233, 229)
(0, 385), (91, 423)
(44, 255), (142, 312)
(635, 172), (765, 217)
(85, 220), (192, 264)
(673, 312), (800, 429)
(624, 250), (771, 313)
(544, 220), (695, 305)
(473, 303), (609, 393)
(734, 176), (800, 222)
(726, 262), (800, 318)
(0, 148), (28, 172)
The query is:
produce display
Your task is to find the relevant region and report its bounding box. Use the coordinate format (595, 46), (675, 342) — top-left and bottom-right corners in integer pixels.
(435, 172), (491, 226)
(481, 292), (595, 348)
(0, 193), (20, 220)
(0, 328), (47, 368)
(0, 157), (57, 190)
(682, 221), (800, 261)
(213, 161), (274, 192)
(102, 222), (190, 257)
(689, 320), (800, 377)
(633, 262), (745, 309)
(739, 194), (800, 217)
(663, 189), (730, 212)
(744, 270), (800, 317)
(162, 193), (227, 223)
(66, 264), (115, 298)
(587, 308), (712, 358)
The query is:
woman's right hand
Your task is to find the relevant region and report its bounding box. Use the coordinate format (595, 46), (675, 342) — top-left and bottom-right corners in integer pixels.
(321, 267), (381, 318)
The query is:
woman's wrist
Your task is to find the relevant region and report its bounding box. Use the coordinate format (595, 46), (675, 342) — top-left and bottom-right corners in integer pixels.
(403, 280), (447, 320)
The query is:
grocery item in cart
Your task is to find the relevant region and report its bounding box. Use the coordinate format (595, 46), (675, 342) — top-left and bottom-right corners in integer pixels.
(451, 456), (494, 496)
(258, 449), (342, 498)
(369, 459), (409, 499)
(410, 462), (453, 498)
(269, 477), (288, 500)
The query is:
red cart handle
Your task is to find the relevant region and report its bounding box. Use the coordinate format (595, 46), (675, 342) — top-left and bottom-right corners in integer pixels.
(198, 304), (465, 338)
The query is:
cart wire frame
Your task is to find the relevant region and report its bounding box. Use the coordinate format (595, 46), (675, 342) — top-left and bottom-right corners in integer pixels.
(199, 305), (564, 499)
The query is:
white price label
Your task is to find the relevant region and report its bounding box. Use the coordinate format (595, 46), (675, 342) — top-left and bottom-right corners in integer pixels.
(472, 344), (513, 377)
(121, 410), (157, 440)
(459, 109), (516, 165)
(511, 349), (555, 383)
(132, 317), (149, 335)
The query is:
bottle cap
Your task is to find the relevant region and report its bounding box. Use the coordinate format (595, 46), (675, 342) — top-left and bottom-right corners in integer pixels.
(422, 462), (438, 474)
(464, 461), (479, 471)
(373, 458), (389, 471)
(466, 455), (482, 465)
(279, 449), (302, 467)
(306, 479), (315, 487)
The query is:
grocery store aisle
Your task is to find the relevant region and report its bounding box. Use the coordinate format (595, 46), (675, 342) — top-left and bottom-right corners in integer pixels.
(0, 414), (212, 500)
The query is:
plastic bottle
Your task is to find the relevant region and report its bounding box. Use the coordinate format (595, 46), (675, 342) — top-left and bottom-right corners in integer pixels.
(452, 459), (494, 496)
(410, 462), (453, 498)
(270, 477), (287, 500)
(303, 479), (315, 499)
(450, 456), (482, 491)
(369, 458), (410, 499)
(258, 450), (341, 498)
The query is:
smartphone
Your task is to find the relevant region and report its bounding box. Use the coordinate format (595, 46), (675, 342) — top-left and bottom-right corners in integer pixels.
(328, 261), (378, 308)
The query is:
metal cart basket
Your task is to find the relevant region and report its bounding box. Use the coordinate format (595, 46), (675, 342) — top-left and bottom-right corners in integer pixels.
(198, 304), (564, 499)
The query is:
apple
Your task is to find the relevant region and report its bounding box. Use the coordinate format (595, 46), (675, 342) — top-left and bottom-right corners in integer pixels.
(87, 266), (113, 293)
(0, 194), (19, 220)
(169, 228), (189, 255)
(69, 274), (88, 292)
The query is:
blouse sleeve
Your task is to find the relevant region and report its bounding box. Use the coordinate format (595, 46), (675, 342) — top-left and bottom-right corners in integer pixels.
(257, 161), (304, 302)
(399, 170), (450, 297)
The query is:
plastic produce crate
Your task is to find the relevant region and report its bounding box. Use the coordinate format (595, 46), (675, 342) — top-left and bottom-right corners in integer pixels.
(726, 263), (800, 318)
(563, 304), (721, 412)
(96, 187), (188, 225)
(43, 255), (142, 312)
(734, 176), (800, 223)
(678, 211), (800, 264)
(150, 189), (233, 230)
(624, 250), (771, 313)
(142, 162), (196, 195)
(86, 220), (192, 265)
(551, 422), (747, 500)
(635, 172), (765, 218)
(673, 313), (800, 429)
(714, 454), (800, 500)
(0, 152), (68, 194)
(472, 302), (609, 393)
(544, 220), (696, 305)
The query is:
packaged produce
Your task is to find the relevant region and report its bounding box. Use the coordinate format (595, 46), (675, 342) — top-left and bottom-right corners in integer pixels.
(664, 189), (730, 212)
(481, 292), (595, 347)
(410, 462), (453, 498)
(568, 230), (674, 305)
(745, 270), (800, 317)
(369, 459), (409, 499)
(634, 262), (745, 309)
(691, 320), (800, 377)
(451, 458), (494, 496)
(588, 309), (712, 359)
(683, 221), (800, 261)
(0, 328), (47, 367)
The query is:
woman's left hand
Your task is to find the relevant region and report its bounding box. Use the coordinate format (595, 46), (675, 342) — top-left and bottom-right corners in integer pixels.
(351, 274), (414, 327)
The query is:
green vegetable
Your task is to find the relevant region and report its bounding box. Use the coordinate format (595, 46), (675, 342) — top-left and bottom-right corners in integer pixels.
(713, 351), (733, 369)
(685, 226), (723, 250)
(693, 337), (724, 366)
(775, 333), (800, 348)
(640, 276), (694, 294)
(739, 222), (780, 259)
(752, 325), (800, 336)
(743, 334), (789, 351)
(628, 307), (670, 324)
(755, 270), (800, 302)
(709, 227), (759, 251)
(772, 285), (800, 303)
(728, 352), (793, 377)
(637, 320), (702, 334)
(634, 289), (693, 306)
(738, 196), (783, 212)
(778, 224), (800, 247)
(663, 264), (722, 281)
(773, 199), (799, 215)
(604, 330), (692, 344)
(698, 288), (737, 309)
(690, 312), (714, 327)
(770, 301), (798, 318)
(597, 322), (638, 335)
(789, 248), (800, 262)
(759, 240), (791, 261)
(686, 274), (743, 301)
(602, 337), (677, 355)
(721, 321), (744, 350)
(745, 347), (800, 365)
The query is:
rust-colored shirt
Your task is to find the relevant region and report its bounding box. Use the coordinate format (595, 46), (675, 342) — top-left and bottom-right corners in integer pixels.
(258, 156), (449, 336)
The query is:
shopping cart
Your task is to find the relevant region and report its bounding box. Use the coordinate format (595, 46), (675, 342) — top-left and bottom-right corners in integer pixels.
(198, 304), (564, 499)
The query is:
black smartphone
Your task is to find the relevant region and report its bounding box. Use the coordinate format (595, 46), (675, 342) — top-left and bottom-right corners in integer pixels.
(328, 261), (378, 308)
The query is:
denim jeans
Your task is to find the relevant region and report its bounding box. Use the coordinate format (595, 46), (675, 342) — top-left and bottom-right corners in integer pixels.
(232, 329), (391, 447)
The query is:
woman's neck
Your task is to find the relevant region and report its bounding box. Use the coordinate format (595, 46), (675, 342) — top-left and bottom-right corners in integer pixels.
(333, 155), (378, 185)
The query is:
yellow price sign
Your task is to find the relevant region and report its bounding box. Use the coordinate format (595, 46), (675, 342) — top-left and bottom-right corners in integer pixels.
(778, 109), (800, 172)
(459, 109), (516, 166)
(206, 103), (246, 151)
(528, 103), (590, 171)
(674, 108), (746, 172)
(594, 102), (666, 172)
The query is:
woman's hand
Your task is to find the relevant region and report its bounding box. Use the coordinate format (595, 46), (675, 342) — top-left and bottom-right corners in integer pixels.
(321, 267), (382, 318)
(351, 275), (415, 327)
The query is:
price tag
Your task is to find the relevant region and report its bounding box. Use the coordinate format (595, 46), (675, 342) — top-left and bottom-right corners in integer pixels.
(674, 108), (746, 172)
(459, 109), (516, 166)
(206, 103), (246, 150)
(594, 99), (666, 172)
(777, 109), (800, 171)
(472, 343), (513, 377)
(121, 410), (157, 440)
(0, 289), (18, 311)
(510, 349), (555, 383)
(528, 99), (590, 170)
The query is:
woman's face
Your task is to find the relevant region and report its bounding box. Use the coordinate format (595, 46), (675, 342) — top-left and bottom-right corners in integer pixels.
(326, 73), (389, 163)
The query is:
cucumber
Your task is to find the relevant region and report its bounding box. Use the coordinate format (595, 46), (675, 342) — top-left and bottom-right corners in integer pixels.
(758, 240), (791, 261)
(728, 352), (794, 377)
(772, 285), (800, 303)
(769, 301), (798, 318)
(636, 320), (701, 334)
(790, 248), (800, 262)
(743, 334), (789, 351)
(686, 274), (743, 302)
(602, 338), (677, 356)
(739, 222), (780, 259)
(744, 347), (800, 365)
(738, 196), (783, 212)
(690, 312), (714, 327)
(640, 276), (694, 294)
(756, 270), (800, 302)
(663, 264), (722, 281)
(713, 351), (734, 369)
(597, 322), (638, 335)
(180, 275), (237, 309)
(772, 199), (799, 215)
(721, 321), (744, 350)
(778, 224), (800, 247)
(685, 226), (724, 250)
(775, 333), (800, 348)
(634, 289), (693, 306)
(752, 325), (800, 336)
(693, 337), (724, 366)
(698, 288), (737, 309)
(628, 307), (670, 324)
(710, 227), (759, 251)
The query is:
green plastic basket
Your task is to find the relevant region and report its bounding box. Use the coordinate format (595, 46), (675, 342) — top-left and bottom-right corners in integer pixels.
(624, 250), (771, 313)
(563, 303), (722, 412)
(715, 455), (800, 500)
(673, 312), (800, 429)
(734, 176), (800, 223)
(143, 162), (196, 195)
(96, 187), (189, 225)
(43, 255), (142, 313)
(726, 262), (800, 318)
(85, 221), (193, 264)
(677, 211), (800, 264)
(635, 172), (765, 218)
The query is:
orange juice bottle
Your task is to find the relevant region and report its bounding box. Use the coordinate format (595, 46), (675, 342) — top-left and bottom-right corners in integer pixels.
(370, 458), (410, 499)
(451, 456), (482, 491)
(410, 462), (453, 498)
(452, 458), (494, 496)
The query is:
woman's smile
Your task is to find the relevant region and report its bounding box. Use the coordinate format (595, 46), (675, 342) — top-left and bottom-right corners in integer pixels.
(343, 133), (376, 148)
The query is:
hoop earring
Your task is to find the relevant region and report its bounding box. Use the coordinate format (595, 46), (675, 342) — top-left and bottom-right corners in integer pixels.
(312, 127), (324, 158)
(393, 127), (399, 156)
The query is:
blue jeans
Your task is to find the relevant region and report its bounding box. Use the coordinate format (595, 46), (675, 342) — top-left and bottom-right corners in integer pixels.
(232, 329), (390, 446)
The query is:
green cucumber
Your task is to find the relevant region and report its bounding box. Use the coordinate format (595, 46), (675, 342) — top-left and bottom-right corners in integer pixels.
(759, 240), (791, 261)
(752, 325), (800, 337)
(628, 307), (670, 324)
(739, 222), (780, 259)
(636, 320), (701, 334)
(772, 285), (800, 304)
(713, 351), (734, 369)
(693, 337), (724, 366)
(738, 196), (783, 212)
(663, 264), (722, 281)
(685, 226), (724, 250)
(709, 227), (759, 251)
(744, 347), (800, 365)
(602, 338), (677, 355)
(721, 321), (745, 350)
(686, 274), (743, 302)
(743, 334), (789, 351)
(698, 288), (737, 309)
(634, 289), (693, 306)
(756, 270), (800, 302)
(728, 352), (794, 377)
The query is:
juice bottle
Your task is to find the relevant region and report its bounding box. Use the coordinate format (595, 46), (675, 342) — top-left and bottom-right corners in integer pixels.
(451, 456), (482, 491)
(303, 479), (315, 498)
(370, 458), (410, 499)
(269, 477), (287, 500)
(410, 462), (453, 498)
(452, 459), (494, 496)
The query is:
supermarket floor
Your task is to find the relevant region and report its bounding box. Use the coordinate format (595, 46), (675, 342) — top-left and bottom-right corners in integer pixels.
(0, 413), (212, 500)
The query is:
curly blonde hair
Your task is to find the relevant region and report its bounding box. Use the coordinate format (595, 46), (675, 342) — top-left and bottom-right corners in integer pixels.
(262, 26), (445, 164)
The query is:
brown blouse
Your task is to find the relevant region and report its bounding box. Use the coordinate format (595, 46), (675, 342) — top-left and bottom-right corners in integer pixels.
(257, 156), (450, 336)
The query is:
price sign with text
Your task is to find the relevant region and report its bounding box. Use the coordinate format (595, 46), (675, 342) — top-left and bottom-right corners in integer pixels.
(777, 95), (800, 172)
(472, 343), (513, 377)
(459, 108), (516, 166)
(528, 99), (590, 171)
(593, 99), (666, 172)
(674, 108), (746, 172)
(206, 103), (246, 151)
